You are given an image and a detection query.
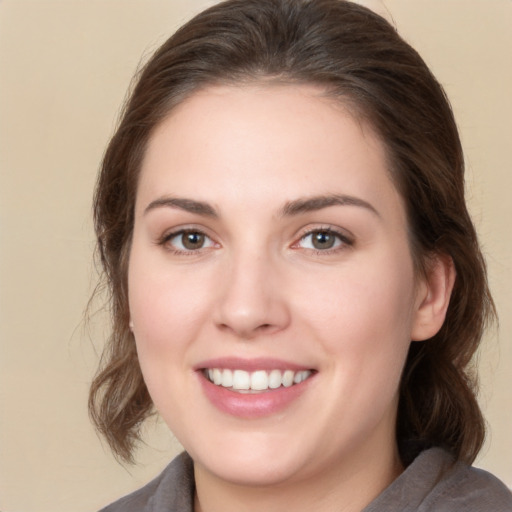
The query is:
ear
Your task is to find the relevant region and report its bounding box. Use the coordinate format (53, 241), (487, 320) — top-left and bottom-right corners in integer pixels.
(411, 254), (456, 341)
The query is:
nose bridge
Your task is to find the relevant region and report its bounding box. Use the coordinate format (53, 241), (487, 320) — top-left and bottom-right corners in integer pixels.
(215, 242), (289, 338)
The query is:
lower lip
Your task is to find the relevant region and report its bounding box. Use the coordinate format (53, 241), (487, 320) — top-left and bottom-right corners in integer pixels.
(198, 372), (313, 418)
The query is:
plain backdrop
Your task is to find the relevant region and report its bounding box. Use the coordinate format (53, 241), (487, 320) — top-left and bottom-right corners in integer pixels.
(1, 1), (511, 511)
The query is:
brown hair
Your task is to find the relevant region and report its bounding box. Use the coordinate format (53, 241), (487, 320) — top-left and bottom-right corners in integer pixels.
(89, 0), (495, 464)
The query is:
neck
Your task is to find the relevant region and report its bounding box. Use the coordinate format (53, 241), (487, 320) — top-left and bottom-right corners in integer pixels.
(193, 439), (403, 512)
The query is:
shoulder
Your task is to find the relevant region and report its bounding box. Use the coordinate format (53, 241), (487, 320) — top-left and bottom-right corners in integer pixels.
(423, 457), (512, 512)
(364, 448), (512, 512)
(98, 452), (195, 512)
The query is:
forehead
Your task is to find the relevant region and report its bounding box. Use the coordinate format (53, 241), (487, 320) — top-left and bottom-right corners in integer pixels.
(137, 83), (403, 221)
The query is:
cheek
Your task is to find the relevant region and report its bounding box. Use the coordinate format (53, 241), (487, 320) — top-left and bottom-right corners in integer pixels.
(297, 252), (417, 382)
(303, 259), (416, 432)
(127, 250), (215, 361)
(306, 259), (414, 334)
(126, 253), (217, 421)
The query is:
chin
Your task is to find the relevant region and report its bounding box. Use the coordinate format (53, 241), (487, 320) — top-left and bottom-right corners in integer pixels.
(199, 453), (307, 487)
(187, 431), (314, 487)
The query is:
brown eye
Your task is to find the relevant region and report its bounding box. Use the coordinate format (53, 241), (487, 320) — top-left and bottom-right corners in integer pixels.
(165, 230), (215, 252)
(182, 231), (205, 250)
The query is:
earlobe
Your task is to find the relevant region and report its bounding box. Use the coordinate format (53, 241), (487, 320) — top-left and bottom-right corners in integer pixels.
(411, 254), (456, 341)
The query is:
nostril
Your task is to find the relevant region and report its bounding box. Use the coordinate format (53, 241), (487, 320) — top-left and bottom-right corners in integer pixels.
(256, 323), (272, 331)
(216, 321), (280, 339)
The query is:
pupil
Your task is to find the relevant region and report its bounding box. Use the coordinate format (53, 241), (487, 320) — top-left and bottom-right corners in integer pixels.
(183, 232), (204, 249)
(313, 231), (335, 249)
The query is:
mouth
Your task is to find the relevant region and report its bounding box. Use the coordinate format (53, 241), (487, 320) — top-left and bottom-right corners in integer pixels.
(202, 368), (314, 393)
(197, 359), (316, 417)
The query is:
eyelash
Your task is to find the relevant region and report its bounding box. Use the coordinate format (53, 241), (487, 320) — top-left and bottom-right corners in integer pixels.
(293, 227), (354, 254)
(158, 226), (353, 256)
(159, 228), (217, 256)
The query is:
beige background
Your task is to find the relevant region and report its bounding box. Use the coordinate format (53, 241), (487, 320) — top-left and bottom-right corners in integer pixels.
(0, 1), (510, 510)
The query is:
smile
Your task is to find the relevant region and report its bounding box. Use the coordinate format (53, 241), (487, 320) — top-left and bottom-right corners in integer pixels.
(204, 368), (313, 392)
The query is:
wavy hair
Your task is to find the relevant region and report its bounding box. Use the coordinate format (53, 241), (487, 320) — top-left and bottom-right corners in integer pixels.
(89, 0), (495, 464)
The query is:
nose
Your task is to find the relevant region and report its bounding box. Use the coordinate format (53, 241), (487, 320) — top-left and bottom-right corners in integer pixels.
(213, 249), (291, 339)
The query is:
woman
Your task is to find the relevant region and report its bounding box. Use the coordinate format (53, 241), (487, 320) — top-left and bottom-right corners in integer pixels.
(89, 0), (512, 510)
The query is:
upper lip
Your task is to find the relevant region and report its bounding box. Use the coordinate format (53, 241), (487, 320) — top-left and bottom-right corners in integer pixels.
(194, 357), (314, 372)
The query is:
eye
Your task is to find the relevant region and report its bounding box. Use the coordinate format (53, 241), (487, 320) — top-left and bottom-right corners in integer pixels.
(297, 229), (350, 251)
(164, 230), (216, 252)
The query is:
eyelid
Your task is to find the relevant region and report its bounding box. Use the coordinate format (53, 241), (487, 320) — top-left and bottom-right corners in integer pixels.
(158, 225), (220, 254)
(291, 225), (354, 252)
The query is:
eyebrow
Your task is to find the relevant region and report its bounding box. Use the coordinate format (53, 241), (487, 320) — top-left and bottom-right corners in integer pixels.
(144, 197), (218, 217)
(143, 193), (379, 218)
(280, 194), (380, 217)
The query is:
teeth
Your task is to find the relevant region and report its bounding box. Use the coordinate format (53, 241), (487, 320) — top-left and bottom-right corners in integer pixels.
(268, 369), (282, 389)
(205, 368), (312, 391)
(250, 370), (268, 391)
(294, 371), (304, 384)
(213, 368), (222, 385)
(221, 369), (233, 387)
(232, 370), (250, 390)
(282, 370), (294, 387)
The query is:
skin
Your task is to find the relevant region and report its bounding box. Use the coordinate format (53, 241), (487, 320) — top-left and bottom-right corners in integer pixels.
(128, 84), (454, 512)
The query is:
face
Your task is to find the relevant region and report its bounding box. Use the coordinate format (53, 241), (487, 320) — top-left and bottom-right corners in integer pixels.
(128, 84), (427, 488)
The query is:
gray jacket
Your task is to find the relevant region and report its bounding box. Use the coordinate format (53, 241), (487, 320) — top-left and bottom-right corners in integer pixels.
(100, 448), (512, 511)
